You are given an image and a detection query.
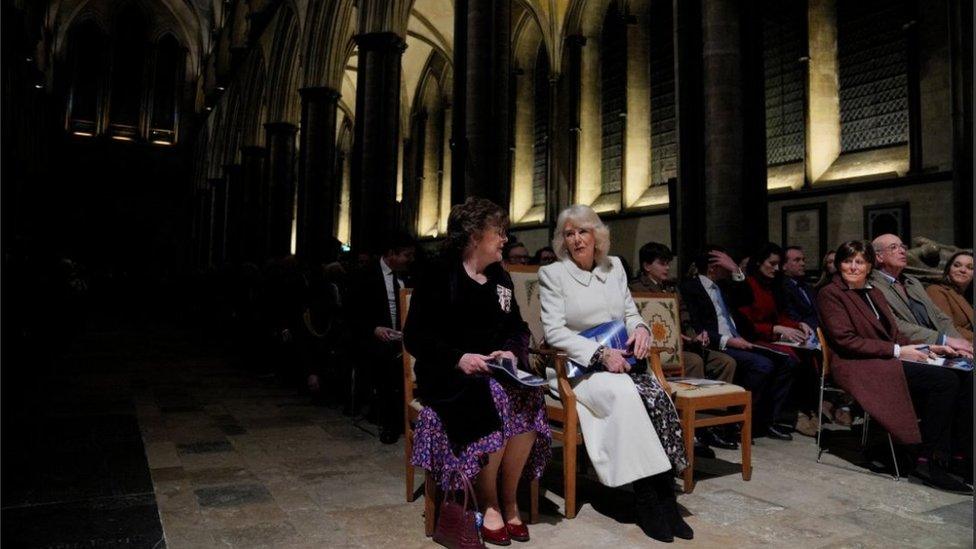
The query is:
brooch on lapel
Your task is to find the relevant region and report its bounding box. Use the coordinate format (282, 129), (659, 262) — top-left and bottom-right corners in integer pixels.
(496, 285), (512, 313)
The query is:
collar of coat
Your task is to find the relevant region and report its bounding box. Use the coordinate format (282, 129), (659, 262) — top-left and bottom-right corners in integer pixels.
(561, 256), (611, 286)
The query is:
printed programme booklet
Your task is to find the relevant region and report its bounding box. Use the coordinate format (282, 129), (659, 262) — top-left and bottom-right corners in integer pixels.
(486, 357), (548, 387)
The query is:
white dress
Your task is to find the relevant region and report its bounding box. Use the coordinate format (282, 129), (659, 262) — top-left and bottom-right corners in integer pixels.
(539, 256), (671, 487)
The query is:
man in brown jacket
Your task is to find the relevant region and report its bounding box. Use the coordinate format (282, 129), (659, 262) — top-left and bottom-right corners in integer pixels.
(869, 234), (973, 357)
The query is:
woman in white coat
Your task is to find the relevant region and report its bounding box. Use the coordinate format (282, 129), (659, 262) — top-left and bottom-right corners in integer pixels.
(539, 204), (691, 543)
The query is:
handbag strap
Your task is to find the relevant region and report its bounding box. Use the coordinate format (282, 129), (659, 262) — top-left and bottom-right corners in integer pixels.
(443, 467), (480, 514)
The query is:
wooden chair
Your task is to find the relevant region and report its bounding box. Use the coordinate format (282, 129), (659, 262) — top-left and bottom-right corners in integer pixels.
(631, 291), (753, 494)
(400, 288), (539, 536)
(815, 328), (901, 479)
(507, 265), (582, 518)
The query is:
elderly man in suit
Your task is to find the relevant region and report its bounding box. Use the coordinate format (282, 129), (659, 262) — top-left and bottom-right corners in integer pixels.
(680, 245), (794, 440)
(869, 234), (973, 358)
(350, 233), (417, 444)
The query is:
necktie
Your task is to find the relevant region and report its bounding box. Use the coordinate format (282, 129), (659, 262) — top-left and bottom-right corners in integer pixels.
(797, 281), (812, 307)
(713, 285), (740, 338)
(391, 271), (401, 329)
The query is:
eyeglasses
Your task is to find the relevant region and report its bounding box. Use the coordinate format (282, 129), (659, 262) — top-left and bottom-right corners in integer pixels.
(882, 243), (908, 252)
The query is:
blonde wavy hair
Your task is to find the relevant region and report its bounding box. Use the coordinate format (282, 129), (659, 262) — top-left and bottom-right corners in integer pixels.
(552, 204), (611, 267)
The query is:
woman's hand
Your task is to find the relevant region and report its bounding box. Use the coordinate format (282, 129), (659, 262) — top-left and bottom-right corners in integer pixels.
(489, 350), (517, 364)
(798, 322), (814, 339)
(899, 345), (930, 362)
(457, 353), (492, 375)
(601, 348), (632, 373)
(627, 326), (651, 360)
(773, 325), (806, 343)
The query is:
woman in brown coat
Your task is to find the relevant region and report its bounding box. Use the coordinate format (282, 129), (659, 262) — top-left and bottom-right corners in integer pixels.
(817, 240), (971, 492)
(926, 251), (974, 343)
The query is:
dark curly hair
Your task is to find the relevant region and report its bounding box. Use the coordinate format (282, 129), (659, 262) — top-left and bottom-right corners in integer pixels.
(441, 197), (509, 258)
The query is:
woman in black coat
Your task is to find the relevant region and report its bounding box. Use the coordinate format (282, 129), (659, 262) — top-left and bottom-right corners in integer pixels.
(405, 197), (551, 545)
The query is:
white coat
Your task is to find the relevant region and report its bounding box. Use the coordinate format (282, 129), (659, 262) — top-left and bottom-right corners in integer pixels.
(539, 255), (670, 487)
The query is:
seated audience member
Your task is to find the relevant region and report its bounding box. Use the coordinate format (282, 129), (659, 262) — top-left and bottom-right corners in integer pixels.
(815, 250), (837, 290)
(405, 198), (550, 545)
(531, 246), (557, 266)
(680, 246), (794, 441)
(630, 241), (738, 453)
(817, 240), (972, 491)
(540, 205), (693, 542)
(926, 251), (974, 343)
(738, 244), (819, 435)
(782, 246), (820, 331)
(503, 241), (530, 266)
(869, 234), (973, 356)
(350, 233), (416, 444)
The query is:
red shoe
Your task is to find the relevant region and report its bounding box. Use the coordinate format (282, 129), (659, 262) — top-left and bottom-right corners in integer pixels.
(480, 524), (511, 546)
(506, 522), (529, 542)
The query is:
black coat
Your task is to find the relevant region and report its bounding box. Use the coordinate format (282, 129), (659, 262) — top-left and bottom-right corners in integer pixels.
(403, 260), (531, 447)
(679, 275), (754, 350)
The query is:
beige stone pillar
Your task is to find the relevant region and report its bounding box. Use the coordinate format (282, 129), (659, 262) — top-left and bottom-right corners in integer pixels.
(439, 104), (452, 233)
(624, 1), (651, 207)
(577, 37), (602, 205)
(806, 0), (840, 183)
(512, 68), (536, 221)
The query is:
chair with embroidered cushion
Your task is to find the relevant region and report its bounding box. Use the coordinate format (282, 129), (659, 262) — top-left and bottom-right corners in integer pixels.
(507, 265), (582, 518)
(631, 291), (753, 494)
(400, 287), (539, 536)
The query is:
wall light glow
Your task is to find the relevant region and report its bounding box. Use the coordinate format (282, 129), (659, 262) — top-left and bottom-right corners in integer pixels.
(111, 135), (133, 142)
(73, 131), (94, 137)
(151, 140), (173, 146)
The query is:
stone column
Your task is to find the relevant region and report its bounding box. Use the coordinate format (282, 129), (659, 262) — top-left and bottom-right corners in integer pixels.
(700, 0), (766, 256)
(264, 122), (298, 258)
(350, 32), (405, 253)
(223, 164), (244, 264)
(209, 176), (228, 265)
(455, 0), (512, 206)
(673, 0), (705, 273)
(553, 36), (585, 237)
(297, 87), (340, 264)
(240, 146), (267, 263)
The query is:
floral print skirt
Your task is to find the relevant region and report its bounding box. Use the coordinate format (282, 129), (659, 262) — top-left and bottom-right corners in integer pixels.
(411, 378), (552, 490)
(630, 371), (689, 473)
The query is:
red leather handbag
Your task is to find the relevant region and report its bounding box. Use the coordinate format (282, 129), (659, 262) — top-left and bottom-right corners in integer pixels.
(432, 469), (485, 549)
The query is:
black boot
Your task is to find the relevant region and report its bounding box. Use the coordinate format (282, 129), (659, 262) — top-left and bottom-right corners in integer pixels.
(654, 473), (694, 540)
(633, 476), (673, 543)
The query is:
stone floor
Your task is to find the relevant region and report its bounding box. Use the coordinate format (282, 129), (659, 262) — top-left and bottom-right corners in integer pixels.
(4, 319), (973, 548)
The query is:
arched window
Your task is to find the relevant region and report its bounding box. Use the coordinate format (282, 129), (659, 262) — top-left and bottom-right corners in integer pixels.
(149, 34), (185, 143)
(763, 0), (806, 166)
(66, 21), (107, 134)
(532, 43), (550, 208)
(837, 0), (909, 152)
(108, 4), (148, 137)
(600, 2), (627, 195)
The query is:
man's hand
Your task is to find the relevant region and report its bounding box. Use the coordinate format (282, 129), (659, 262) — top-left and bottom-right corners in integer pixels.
(374, 326), (403, 342)
(695, 331), (710, 347)
(930, 344), (959, 357)
(709, 250), (740, 274)
(726, 337), (754, 350)
(457, 353), (492, 375)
